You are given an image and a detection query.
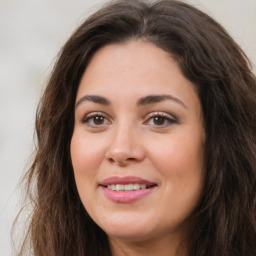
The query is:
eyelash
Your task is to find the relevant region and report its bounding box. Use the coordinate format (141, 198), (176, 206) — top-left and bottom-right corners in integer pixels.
(81, 112), (111, 128)
(144, 112), (178, 128)
(80, 111), (178, 129)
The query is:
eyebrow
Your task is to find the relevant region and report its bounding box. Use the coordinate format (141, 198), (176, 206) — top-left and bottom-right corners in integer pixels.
(76, 94), (186, 109)
(137, 94), (187, 108)
(76, 95), (110, 108)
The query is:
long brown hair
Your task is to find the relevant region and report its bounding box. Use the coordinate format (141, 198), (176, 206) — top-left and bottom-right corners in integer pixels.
(16, 0), (256, 255)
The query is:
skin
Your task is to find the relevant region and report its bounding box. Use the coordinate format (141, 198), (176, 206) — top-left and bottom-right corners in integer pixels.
(70, 40), (205, 256)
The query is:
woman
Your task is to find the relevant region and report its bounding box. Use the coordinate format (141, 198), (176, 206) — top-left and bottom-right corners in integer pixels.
(17, 0), (256, 255)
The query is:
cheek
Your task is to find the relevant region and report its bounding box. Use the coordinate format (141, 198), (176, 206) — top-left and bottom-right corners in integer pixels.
(149, 134), (204, 175)
(70, 135), (104, 208)
(70, 134), (104, 174)
(149, 134), (204, 219)
(147, 131), (205, 208)
(70, 134), (105, 206)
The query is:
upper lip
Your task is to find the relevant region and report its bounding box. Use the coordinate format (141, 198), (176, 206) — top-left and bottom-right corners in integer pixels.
(100, 176), (157, 186)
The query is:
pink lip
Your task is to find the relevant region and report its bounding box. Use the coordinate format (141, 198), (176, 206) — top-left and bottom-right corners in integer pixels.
(100, 176), (157, 203)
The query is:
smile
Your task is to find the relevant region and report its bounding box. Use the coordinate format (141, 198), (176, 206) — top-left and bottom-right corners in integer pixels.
(106, 183), (155, 191)
(100, 176), (157, 203)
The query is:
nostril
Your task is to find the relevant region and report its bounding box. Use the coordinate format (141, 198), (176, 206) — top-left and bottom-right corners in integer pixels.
(108, 158), (115, 164)
(127, 157), (136, 161)
(107, 157), (136, 165)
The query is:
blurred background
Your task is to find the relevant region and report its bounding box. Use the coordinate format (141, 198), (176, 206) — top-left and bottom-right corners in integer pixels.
(0, 0), (255, 255)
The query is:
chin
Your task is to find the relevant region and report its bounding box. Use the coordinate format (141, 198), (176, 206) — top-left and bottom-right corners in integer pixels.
(106, 228), (153, 242)
(97, 217), (154, 241)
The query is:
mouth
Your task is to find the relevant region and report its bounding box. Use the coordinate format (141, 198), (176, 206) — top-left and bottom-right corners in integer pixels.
(99, 176), (157, 203)
(102, 183), (156, 191)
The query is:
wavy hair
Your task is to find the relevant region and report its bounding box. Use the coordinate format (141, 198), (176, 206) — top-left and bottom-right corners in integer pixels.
(16, 0), (256, 255)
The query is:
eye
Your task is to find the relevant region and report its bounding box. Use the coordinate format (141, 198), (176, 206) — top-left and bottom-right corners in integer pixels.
(81, 112), (111, 128)
(144, 112), (177, 128)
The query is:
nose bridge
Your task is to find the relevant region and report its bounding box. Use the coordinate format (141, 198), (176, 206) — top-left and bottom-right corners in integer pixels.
(105, 119), (144, 164)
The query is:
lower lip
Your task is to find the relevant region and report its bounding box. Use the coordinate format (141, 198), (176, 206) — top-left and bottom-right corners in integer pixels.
(101, 186), (155, 203)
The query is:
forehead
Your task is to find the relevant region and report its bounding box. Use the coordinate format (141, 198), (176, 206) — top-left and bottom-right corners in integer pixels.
(76, 40), (200, 110)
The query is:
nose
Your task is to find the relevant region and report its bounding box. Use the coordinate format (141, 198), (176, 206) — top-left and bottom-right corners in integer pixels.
(105, 123), (145, 166)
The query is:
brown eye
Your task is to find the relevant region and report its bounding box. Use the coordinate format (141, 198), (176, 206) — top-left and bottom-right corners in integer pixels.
(144, 112), (177, 128)
(93, 116), (105, 125)
(81, 113), (111, 128)
(153, 116), (165, 126)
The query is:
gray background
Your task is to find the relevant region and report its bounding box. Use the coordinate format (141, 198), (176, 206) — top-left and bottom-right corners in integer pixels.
(0, 0), (255, 255)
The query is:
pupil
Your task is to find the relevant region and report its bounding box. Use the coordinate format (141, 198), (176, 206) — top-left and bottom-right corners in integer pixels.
(94, 116), (104, 124)
(154, 116), (164, 125)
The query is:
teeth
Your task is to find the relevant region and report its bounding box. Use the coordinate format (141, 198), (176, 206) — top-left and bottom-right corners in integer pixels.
(140, 184), (146, 189)
(124, 184), (133, 191)
(116, 184), (124, 191)
(133, 184), (140, 190)
(106, 183), (149, 191)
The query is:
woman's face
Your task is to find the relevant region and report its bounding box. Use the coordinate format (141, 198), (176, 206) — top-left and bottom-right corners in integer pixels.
(71, 41), (205, 245)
